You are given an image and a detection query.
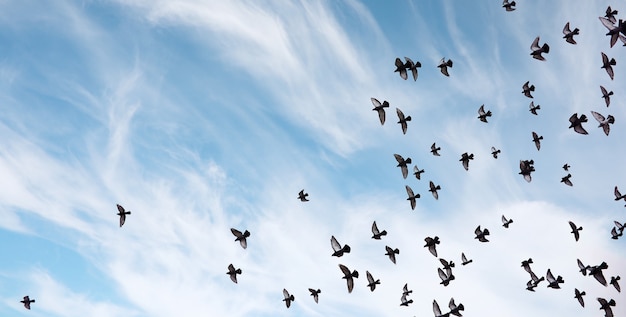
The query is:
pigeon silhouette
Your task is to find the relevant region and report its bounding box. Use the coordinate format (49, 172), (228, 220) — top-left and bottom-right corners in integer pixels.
(413, 165), (425, 180)
(502, 215), (513, 228)
(610, 276), (621, 292)
(438, 58), (453, 76)
(21, 296), (35, 310)
(588, 262), (609, 286)
(561, 174), (573, 186)
(371, 98), (389, 125)
(491, 146), (501, 158)
(396, 108), (411, 134)
(366, 271), (380, 291)
(461, 252), (473, 265)
(546, 268), (564, 289)
(563, 22), (579, 44)
(577, 258), (590, 276)
(309, 288), (321, 303)
(424, 236), (440, 257)
(402, 283), (413, 296)
(438, 267), (455, 286)
(474, 226), (490, 242)
(230, 228), (250, 249)
(297, 189), (309, 202)
(532, 132), (543, 151)
(448, 298), (465, 317)
(385, 246), (400, 264)
(569, 113), (589, 135)
(599, 16), (625, 48)
(521, 258), (534, 273)
(330, 235), (351, 257)
(529, 101), (540, 115)
(614, 186), (626, 201)
(429, 181), (441, 200)
(502, 0), (516, 11)
(116, 204), (131, 227)
(459, 152), (474, 171)
(371, 221), (387, 240)
(431, 143), (441, 156)
(477, 104), (492, 123)
(591, 111), (615, 136)
(569, 221), (582, 241)
(227, 264), (242, 283)
(400, 293), (413, 306)
(611, 226), (622, 240)
(433, 299), (446, 317)
(530, 36), (550, 61)
(597, 298), (616, 317)
(439, 258), (455, 270)
(394, 154), (412, 179)
(282, 289), (295, 308)
(405, 185), (420, 210)
(339, 264), (359, 293)
(522, 81), (535, 98)
(404, 57), (422, 81)
(574, 288), (586, 307)
(563, 163), (570, 171)
(519, 160), (535, 183)
(601, 52), (616, 80)
(394, 57), (408, 80)
(605, 6), (618, 24)
(600, 86), (613, 107)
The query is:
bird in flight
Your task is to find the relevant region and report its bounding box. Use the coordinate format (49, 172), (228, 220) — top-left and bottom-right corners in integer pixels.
(413, 165), (425, 180)
(546, 268), (564, 289)
(562, 22), (579, 44)
(569, 113), (589, 135)
(116, 204), (131, 227)
(227, 264), (242, 283)
(405, 185), (420, 210)
(438, 58), (453, 76)
(429, 181), (441, 200)
(394, 154), (412, 179)
(569, 221), (582, 241)
(330, 235), (351, 257)
(600, 86), (613, 107)
(477, 104), (492, 123)
(601, 52), (616, 80)
(282, 289), (294, 308)
(396, 108), (411, 134)
(610, 276), (621, 292)
(394, 57), (408, 80)
(474, 226), (490, 242)
(502, 0), (516, 11)
(424, 236), (440, 257)
(230, 228), (250, 249)
(366, 271), (380, 291)
(371, 98), (389, 125)
(529, 101), (540, 115)
(531, 132), (543, 151)
(297, 189), (309, 202)
(519, 159), (535, 183)
(385, 246), (400, 264)
(461, 252), (473, 265)
(561, 174), (573, 187)
(404, 57), (422, 81)
(530, 36), (550, 61)
(590, 111), (615, 136)
(599, 15), (625, 48)
(501, 215), (513, 228)
(371, 221), (387, 240)
(574, 288), (586, 307)
(338, 264), (359, 293)
(21, 296), (35, 310)
(308, 288), (321, 303)
(459, 152), (474, 171)
(522, 81), (535, 98)
(491, 146), (501, 159)
(431, 142), (441, 156)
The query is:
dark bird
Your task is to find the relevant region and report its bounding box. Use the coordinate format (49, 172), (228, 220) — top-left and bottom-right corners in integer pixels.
(519, 160), (535, 183)
(561, 174), (573, 186)
(405, 185), (420, 210)
(610, 276), (621, 292)
(402, 283), (413, 296)
(366, 271), (380, 291)
(330, 235), (351, 257)
(529, 101), (540, 115)
(438, 267), (455, 286)
(400, 294), (413, 306)
(424, 236), (440, 257)
(599, 16), (625, 48)
(227, 264), (242, 283)
(395, 154), (412, 179)
(601, 52), (616, 80)
(530, 36), (550, 61)
(308, 288), (321, 303)
(438, 58), (453, 76)
(614, 186), (626, 201)
(563, 163), (570, 171)
(577, 259), (590, 276)
(546, 268), (564, 289)
(527, 271), (545, 291)
(429, 181), (441, 200)
(371, 221), (387, 240)
(597, 298), (616, 317)
(502, 0), (516, 11)
(522, 81), (535, 98)
(477, 104), (492, 123)
(531, 131), (543, 151)
(385, 246), (400, 264)
(600, 86), (613, 107)
(448, 298), (465, 317)
(371, 98), (389, 125)
(491, 146), (501, 159)
(605, 6), (618, 24)
(501, 215), (513, 228)
(116, 204), (131, 227)
(297, 189), (309, 202)
(569, 113), (589, 135)
(591, 111), (615, 136)
(521, 258), (534, 273)
(569, 221), (582, 241)
(21, 296), (35, 310)
(396, 108), (411, 134)
(413, 165), (425, 180)
(230, 228), (250, 249)
(394, 57), (408, 80)
(282, 289), (295, 308)
(431, 142), (441, 156)
(474, 226), (490, 242)
(404, 57), (422, 81)
(338, 264), (359, 293)
(588, 262), (609, 286)
(439, 258), (455, 270)
(459, 152), (474, 171)
(574, 288), (586, 307)
(461, 252), (473, 265)
(562, 22), (579, 44)
(611, 226), (622, 239)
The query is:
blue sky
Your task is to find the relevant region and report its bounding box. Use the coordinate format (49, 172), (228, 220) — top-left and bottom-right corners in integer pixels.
(0, 0), (624, 316)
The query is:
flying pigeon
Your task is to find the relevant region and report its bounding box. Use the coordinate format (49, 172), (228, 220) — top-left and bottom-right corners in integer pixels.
(431, 142), (441, 156)
(230, 228), (250, 249)
(605, 6), (618, 24)
(502, 0), (516, 11)
(530, 36), (550, 61)
(599, 16), (625, 48)
(561, 174), (573, 186)
(429, 181), (441, 200)
(424, 236), (440, 257)
(563, 22), (580, 44)
(529, 101), (540, 115)
(546, 268), (564, 289)
(116, 204), (131, 227)
(338, 264), (358, 293)
(577, 258), (590, 276)
(574, 288), (586, 307)
(611, 226), (622, 240)
(371, 221), (387, 240)
(227, 264), (242, 283)
(330, 235), (351, 257)
(413, 165), (425, 180)
(527, 271), (545, 290)
(297, 189), (309, 202)
(438, 58), (453, 76)
(563, 163), (570, 171)
(402, 283), (413, 296)
(474, 226), (490, 242)
(522, 81), (535, 98)
(308, 288), (321, 303)
(394, 154), (412, 179)
(282, 289), (295, 308)
(438, 267), (455, 286)
(448, 298), (465, 317)
(588, 262), (609, 286)
(459, 152), (474, 171)
(439, 258), (455, 270)
(591, 111), (615, 136)
(477, 104), (492, 123)
(21, 296), (35, 310)
(519, 160), (535, 183)
(366, 271), (380, 291)
(396, 108), (411, 134)
(610, 276), (621, 292)
(405, 185), (420, 210)
(502, 215), (513, 228)
(597, 298), (616, 317)
(404, 57), (422, 81)
(569, 221), (582, 241)
(601, 52), (616, 80)
(600, 86), (613, 107)
(614, 186), (626, 202)
(532, 131), (543, 151)
(371, 98), (389, 125)
(461, 252), (473, 265)
(400, 293), (413, 306)
(569, 113), (589, 135)
(491, 146), (501, 158)
(394, 57), (408, 80)
(385, 246), (400, 264)
(521, 258), (533, 273)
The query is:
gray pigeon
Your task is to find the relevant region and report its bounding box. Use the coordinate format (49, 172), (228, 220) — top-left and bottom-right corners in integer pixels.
(396, 108), (411, 134)
(21, 296), (35, 310)
(227, 264), (242, 283)
(282, 289), (294, 308)
(394, 154), (412, 179)
(230, 228), (250, 249)
(339, 264), (358, 293)
(530, 36), (550, 61)
(601, 52), (616, 80)
(371, 98), (389, 125)
(563, 22), (579, 44)
(438, 58), (453, 76)
(116, 204), (131, 227)
(569, 113), (589, 135)
(600, 86), (613, 107)
(591, 111), (615, 136)
(522, 81), (535, 98)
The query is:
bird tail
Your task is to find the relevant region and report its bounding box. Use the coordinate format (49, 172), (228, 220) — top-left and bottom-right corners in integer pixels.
(542, 44), (550, 53)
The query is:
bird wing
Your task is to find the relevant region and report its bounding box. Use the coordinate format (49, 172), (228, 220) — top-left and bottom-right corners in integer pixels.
(531, 36), (540, 50)
(592, 271), (607, 286)
(394, 153), (404, 164)
(433, 300), (442, 316)
(478, 104), (485, 116)
(461, 252), (467, 262)
(371, 221), (379, 235)
(599, 17), (616, 31)
(563, 22), (571, 34)
(231, 228), (243, 238)
(366, 271), (373, 283)
(546, 269), (555, 283)
(591, 111), (606, 123)
(331, 236), (341, 252)
(116, 204), (125, 213)
(339, 264), (351, 276)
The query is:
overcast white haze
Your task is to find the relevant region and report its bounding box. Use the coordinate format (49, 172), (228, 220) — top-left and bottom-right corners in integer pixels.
(1, 0), (625, 316)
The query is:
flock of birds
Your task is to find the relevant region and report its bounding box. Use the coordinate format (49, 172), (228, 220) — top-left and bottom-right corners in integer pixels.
(15, 2), (625, 316)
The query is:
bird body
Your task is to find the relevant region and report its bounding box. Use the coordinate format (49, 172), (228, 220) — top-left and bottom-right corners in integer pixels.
(308, 288), (321, 303)
(474, 226), (490, 242)
(591, 111), (615, 136)
(371, 98), (389, 125)
(424, 236), (440, 257)
(366, 271), (380, 291)
(429, 181), (441, 200)
(601, 52), (616, 80)
(502, 215), (513, 228)
(385, 246), (400, 264)
(477, 104), (492, 123)
(395, 154), (412, 179)
(396, 108), (411, 134)
(459, 152), (474, 171)
(522, 81), (535, 98)
(529, 101), (540, 115)
(532, 131), (543, 151)
(282, 289), (294, 308)
(569, 221), (582, 241)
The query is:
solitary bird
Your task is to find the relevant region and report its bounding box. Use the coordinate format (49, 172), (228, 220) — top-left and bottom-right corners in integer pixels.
(413, 165), (425, 180)
(491, 146), (501, 159)
(591, 111), (615, 136)
(338, 264), (359, 293)
(461, 252), (473, 265)
(502, 215), (513, 228)
(227, 264), (242, 284)
(21, 296), (35, 310)
(405, 185), (420, 210)
(569, 221), (582, 241)
(529, 101), (540, 115)
(396, 108), (411, 134)
(385, 246), (400, 264)
(116, 204), (131, 227)
(600, 86), (613, 107)
(519, 159), (535, 183)
(394, 57), (408, 80)
(502, 0), (516, 11)
(562, 22), (580, 44)
(546, 269), (565, 289)
(438, 58), (453, 76)
(404, 57), (422, 81)
(309, 288), (321, 303)
(561, 174), (573, 186)
(330, 235), (351, 257)
(459, 152), (474, 171)
(474, 226), (490, 242)
(282, 289), (295, 308)
(431, 143), (441, 156)
(530, 36), (550, 61)
(366, 271), (380, 291)
(371, 98), (389, 125)
(574, 288), (586, 307)
(394, 154), (412, 179)
(597, 298), (616, 317)
(371, 221), (387, 240)
(532, 132), (543, 151)
(522, 81), (535, 98)
(429, 181), (441, 200)
(569, 113), (589, 135)
(477, 104), (492, 123)
(610, 276), (621, 292)
(563, 163), (570, 171)
(424, 236), (440, 257)
(601, 52), (616, 80)
(230, 228), (250, 249)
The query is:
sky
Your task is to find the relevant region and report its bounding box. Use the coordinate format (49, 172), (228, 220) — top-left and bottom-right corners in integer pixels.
(0, 0), (624, 316)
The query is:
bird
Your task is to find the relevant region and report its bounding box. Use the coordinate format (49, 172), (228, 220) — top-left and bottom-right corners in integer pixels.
(599, 16), (625, 48)
(563, 163), (570, 171)
(227, 264), (242, 283)
(613, 221), (625, 237)
(474, 226), (490, 242)
(396, 108), (411, 134)
(282, 289), (295, 308)
(600, 86), (613, 107)
(338, 264), (359, 293)
(413, 165), (425, 180)
(569, 113), (589, 135)
(546, 269), (564, 289)
(562, 22), (579, 44)
(431, 142), (441, 156)
(590, 111), (615, 136)
(527, 271), (545, 291)
(561, 174), (573, 186)
(519, 160), (535, 183)
(611, 226), (622, 240)
(461, 252), (473, 265)
(614, 186), (626, 201)
(521, 258), (534, 273)
(116, 204), (131, 227)
(366, 271), (380, 291)
(605, 6), (618, 24)
(400, 293), (413, 306)
(597, 298), (616, 317)
(501, 215), (513, 228)
(424, 236), (440, 257)
(522, 81), (535, 98)
(297, 189), (309, 201)
(21, 296), (35, 310)
(433, 299), (446, 317)
(448, 298), (465, 317)
(588, 262), (609, 286)
(230, 228), (250, 249)
(529, 101), (540, 115)
(438, 58), (453, 76)
(405, 185), (420, 210)
(502, 0), (516, 11)
(371, 221), (387, 240)
(394, 154), (412, 179)
(574, 288), (586, 307)
(439, 258), (455, 270)
(530, 36), (550, 61)
(308, 288), (321, 303)
(601, 52), (616, 80)
(459, 152), (474, 171)
(429, 181), (441, 200)
(477, 104), (492, 123)
(610, 276), (621, 292)
(491, 146), (501, 159)
(371, 98), (389, 125)
(569, 221), (582, 241)
(394, 57), (408, 80)
(531, 132), (543, 151)
(385, 246), (400, 264)
(438, 267), (455, 286)
(330, 235), (351, 257)
(402, 283), (413, 296)
(404, 57), (422, 81)
(577, 259), (590, 276)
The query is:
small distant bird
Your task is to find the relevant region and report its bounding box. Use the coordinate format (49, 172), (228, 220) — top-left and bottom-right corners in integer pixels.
(574, 288), (586, 307)
(562, 22), (580, 44)
(597, 298), (616, 317)
(601, 52), (616, 80)
(502, 0), (516, 11)
(530, 36), (550, 61)
(522, 81), (535, 98)
(611, 226), (622, 239)
(394, 57), (408, 80)
(429, 181), (441, 200)
(438, 267), (455, 286)
(396, 108), (411, 134)
(569, 113), (589, 135)
(308, 288), (321, 303)
(438, 58), (453, 76)
(431, 142), (441, 156)
(227, 264), (242, 284)
(116, 204), (131, 227)
(404, 57), (422, 81)
(402, 283), (413, 296)
(527, 271), (545, 291)
(546, 268), (564, 289)
(371, 221), (387, 240)
(394, 154), (412, 179)
(521, 258), (534, 273)
(477, 104), (492, 123)
(448, 298), (465, 317)
(371, 98), (389, 125)
(330, 235), (351, 257)
(400, 293), (413, 306)
(230, 228), (250, 249)
(439, 258), (455, 270)
(461, 252), (473, 265)
(600, 86), (613, 107)
(338, 264), (359, 293)
(577, 259), (590, 276)
(529, 101), (540, 115)
(385, 246), (400, 264)
(588, 262), (609, 286)
(519, 159), (535, 183)
(614, 186), (626, 201)
(605, 6), (618, 24)
(459, 152), (474, 171)
(599, 16), (625, 48)
(21, 296), (35, 310)
(532, 132), (543, 151)
(366, 271), (380, 291)
(491, 146), (501, 158)
(502, 215), (513, 228)
(297, 189), (309, 202)
(561, 174), (573, 186)
(405, 185), (420, 210)
(591, 111), (615, 136)
(569, 221), (582, 241)
(282, 289), (295, 308)
(413, 165), (425, 180)
(474, 226), (490, 242)
(563, 163), (570, 171)
(424, 236), (440, 257)
(610, 276), (621, 292)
